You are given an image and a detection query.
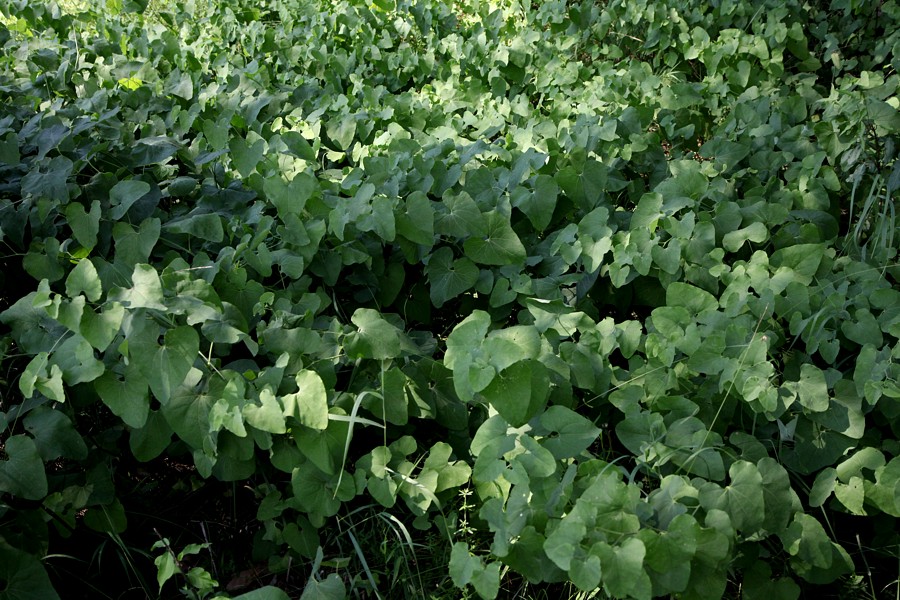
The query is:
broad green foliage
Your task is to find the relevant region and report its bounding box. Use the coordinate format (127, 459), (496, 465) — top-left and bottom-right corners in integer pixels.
(0, 540), (61, 600)
(0, 0), (899, 597)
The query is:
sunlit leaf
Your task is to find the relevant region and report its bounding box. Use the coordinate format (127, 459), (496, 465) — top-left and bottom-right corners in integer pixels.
(66, 259), (102, 301)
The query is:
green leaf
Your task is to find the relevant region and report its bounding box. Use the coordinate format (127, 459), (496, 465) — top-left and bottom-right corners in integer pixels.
(866, 97), (900, 134)
(202, 118), (229, 150)
(162, 213), (224, 242)
(84, 498), (127, 534)
(666, 282), (718, 314)
(556, 157), (614, 209)
(0, 131), (20, 165)
(363, 367), (409, 426)
(168, 176), (197, 197)
(841, 308), (883, 347)
(358, 195), (396, 242)
(793, 543), (853, 585)
(617, 411), (666, 456)
(19, 352), (65, 402)
(741, 560), (800, 600)
(866, 456), (900, 517)
(233, 586), (292, 600)
(209, 376), (247, 437)
(449, 543), (500, 600)
(0, 435), (48, 500)
(153, 543), (177, 590)
(114, 218), (161, 266)
(65, 200), (101, 249)
(281, 131), (317, 162)
(295, 417), (351, 477)
(425, 246), (478, 307)
(595, 538), (651, 600)
(345, 308), (402, 360)
(470, 561), (500, 599)
(0, 540), (61, 600)
(264, 172), (316, 220)
(161, 368), (210, 450)
(651, 239), (682, 274)
(543, 511), (585, 572)
(116, 264), (167, 310)
(66, 259), (102, 302)
(641, 513), (698, 592)
(135, 326), (200, 404)
(699, 138), (751, 171)
(326, 114), (356, 151)
(705, 461), (765, 533)
(396, 191), (435, 245)
(488, 277), (517, 307)
(480, 360), (549, 427)
(502, 527), (561, 583)
(780, 513), (833, 569)
(130, 410), (173, 462)
(449, 542), (479, 588)
(834, 477), (866, 515)
(781, 417), (853, 475)
(436, 192), (486, 238)
(537, 406), (601, 459)
(809, 468), (837, 508)
(109, 179), (151, 220)
(81, 302), (125, 351)
(165, 71), (193, 100)
(631, 193), (664, 231)
(23, 238), (64, 282)
(243, 388), (287, 434)
(329, 183), (373, 240)
(463, 211), (527, 265)
(23, 406), (88, 461)
(723, 222), (768, 252)
(683, 516), (731, 599)
(229, 135), (266, 177)
(770, 244), (825, 285)
(95, 363), (151, 428)
(361, 449), (399, 507)
(291, 461), (352, 522)
(525, 298), (589, 336)
(511, 174), (558, 231)
(445, 311), (491, 401)
(482, 325), (541, 372)
(58, 292), (87, 336)
(53, 334), (105, 385)
(758, 458), (799, 532)
(510, 434), (556, 479)
(122, 0), (150, 13)
(284, 370), (329, 430)
(809, 380), (865, 438)
(423, 442), (471, 492)
(21, 155), (71, 208)
(787, 364), (829, 413)
(569, 553), (602, 591)
(654, 161), (708, 210)
(282, 518), (319, 557)
(836, 447), (885, 482)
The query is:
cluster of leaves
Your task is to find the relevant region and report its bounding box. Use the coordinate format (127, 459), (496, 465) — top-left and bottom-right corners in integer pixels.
(0, 0), (899, 598)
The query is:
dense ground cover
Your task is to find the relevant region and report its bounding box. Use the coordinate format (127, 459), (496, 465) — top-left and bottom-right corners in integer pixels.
(0, 0), (899, 597)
